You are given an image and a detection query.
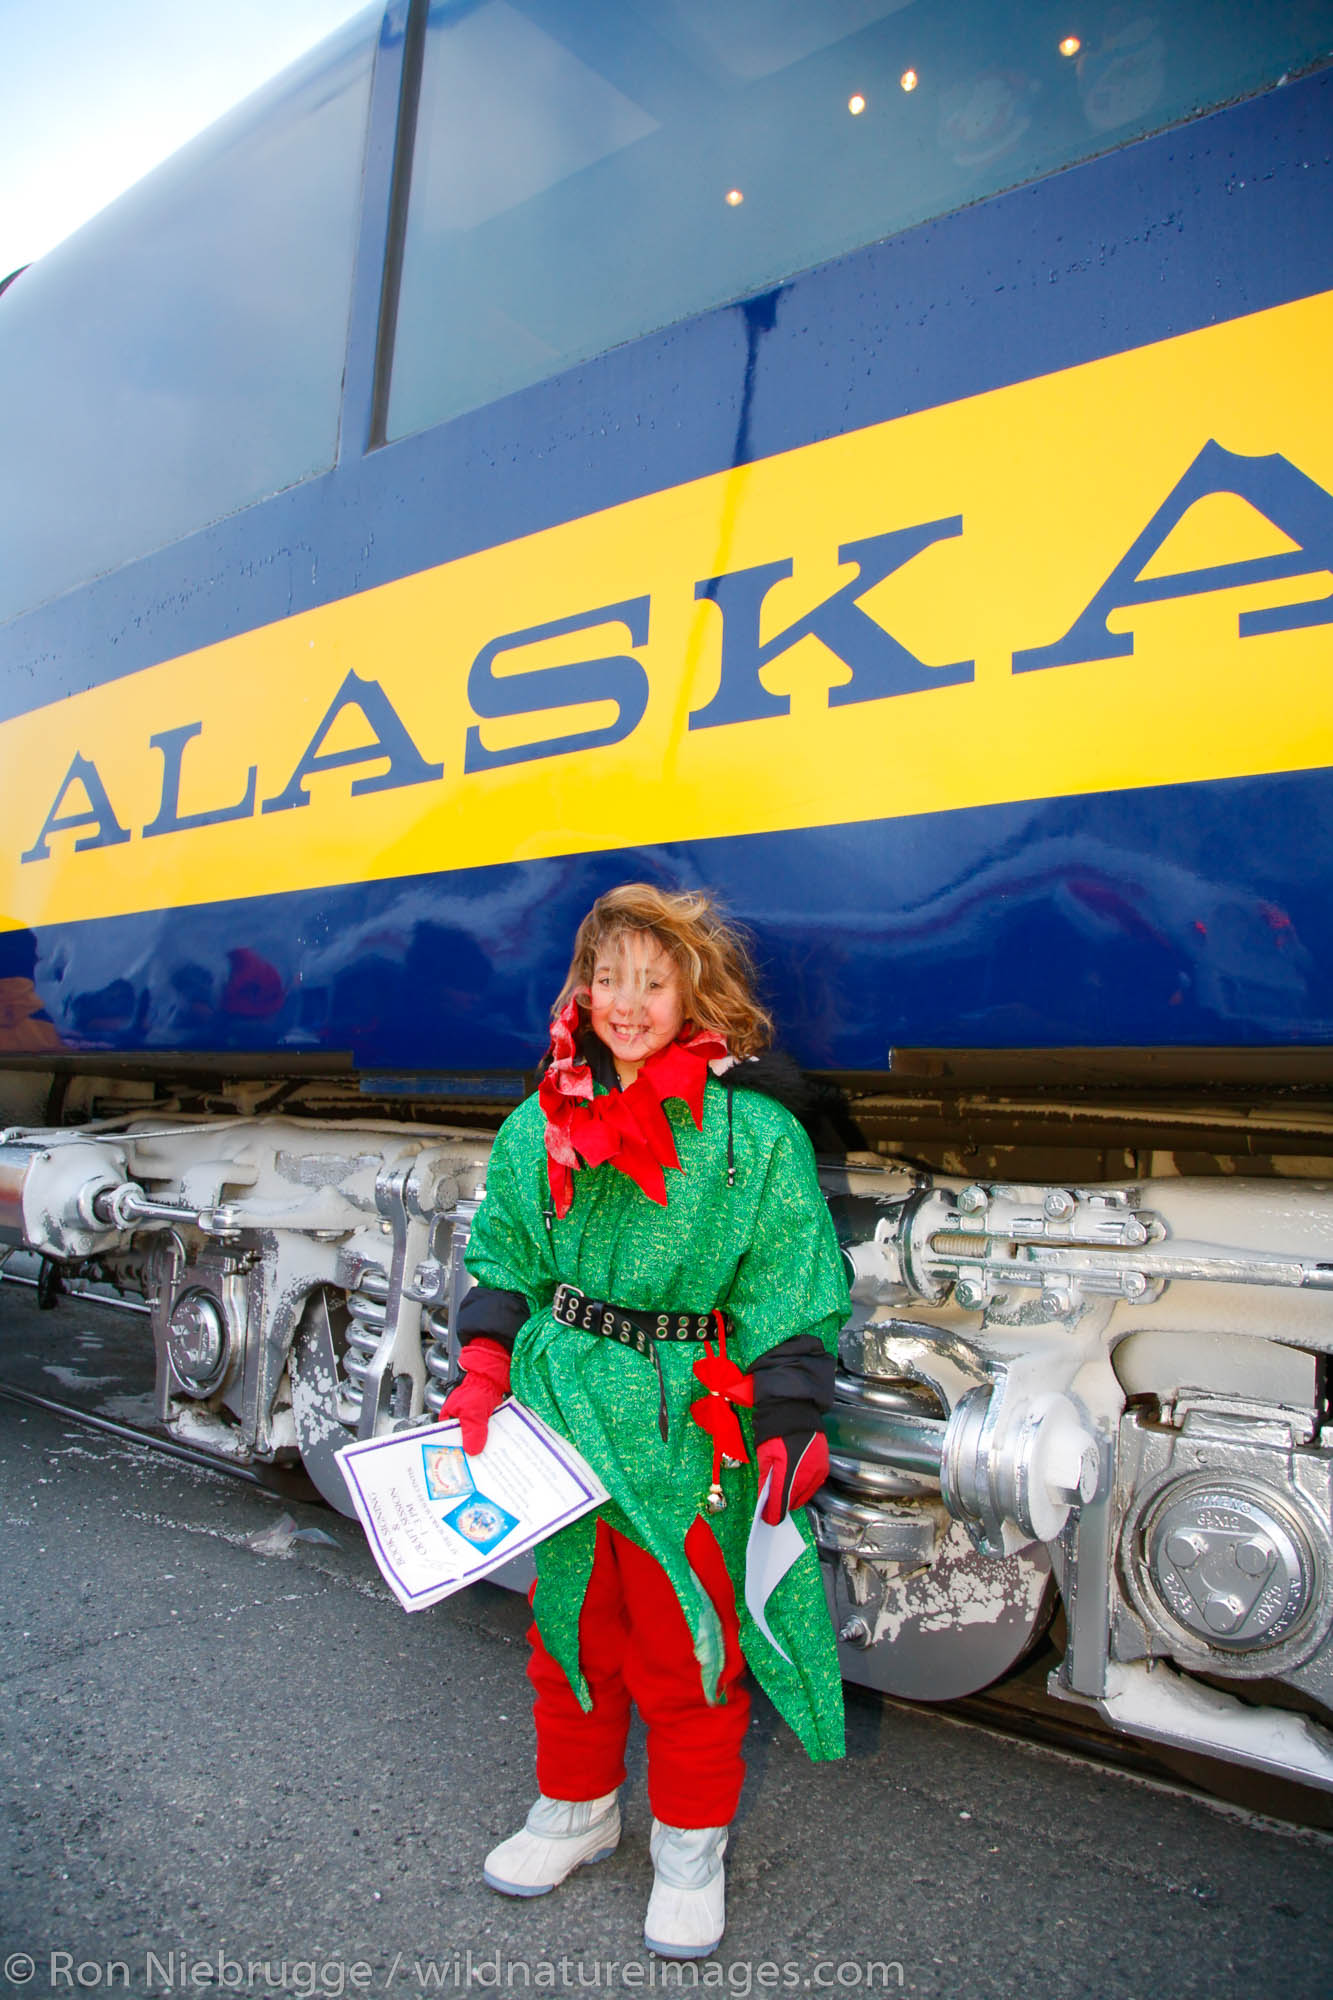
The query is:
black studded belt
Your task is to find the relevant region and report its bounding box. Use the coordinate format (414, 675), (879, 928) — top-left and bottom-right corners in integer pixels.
(551, 1283), (727, 1439)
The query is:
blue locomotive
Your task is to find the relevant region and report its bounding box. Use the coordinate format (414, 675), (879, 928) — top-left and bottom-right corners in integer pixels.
(2, 1), (1332, 1796)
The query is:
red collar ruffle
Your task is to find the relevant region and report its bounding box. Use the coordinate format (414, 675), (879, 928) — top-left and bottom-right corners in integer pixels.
(538, 997), (729, 1217)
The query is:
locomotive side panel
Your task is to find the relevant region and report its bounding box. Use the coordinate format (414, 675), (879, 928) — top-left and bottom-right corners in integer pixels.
(1, 41), (1331, 1067)
(3, 265), (1333, 1063)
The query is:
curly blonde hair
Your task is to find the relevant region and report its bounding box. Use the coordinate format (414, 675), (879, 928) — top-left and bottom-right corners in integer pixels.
(554, 884), (773, 1058)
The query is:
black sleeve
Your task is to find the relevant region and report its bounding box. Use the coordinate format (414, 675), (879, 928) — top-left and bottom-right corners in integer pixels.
(749, 1333), (836, 1445)
(455, 1284), (531, 1354)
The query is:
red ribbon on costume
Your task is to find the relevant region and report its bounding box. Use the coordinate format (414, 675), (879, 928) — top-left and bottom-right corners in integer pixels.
(690, 1310), (753, 1493)
(538, 997), (729, 1218)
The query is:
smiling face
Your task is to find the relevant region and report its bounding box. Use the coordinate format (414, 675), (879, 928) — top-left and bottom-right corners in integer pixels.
(586, 931), (686, 1085)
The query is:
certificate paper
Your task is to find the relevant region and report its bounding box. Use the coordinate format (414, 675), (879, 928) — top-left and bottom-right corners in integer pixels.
(335, 1401), (607, 1611)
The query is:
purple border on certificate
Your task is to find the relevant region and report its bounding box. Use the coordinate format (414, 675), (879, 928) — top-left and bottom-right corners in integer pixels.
(340, 1402), (602, 1604)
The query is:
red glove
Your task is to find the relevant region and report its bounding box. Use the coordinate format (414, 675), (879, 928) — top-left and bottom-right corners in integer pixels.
(757, 1430), (829, 1524)
(440, 1338), (511, 1454)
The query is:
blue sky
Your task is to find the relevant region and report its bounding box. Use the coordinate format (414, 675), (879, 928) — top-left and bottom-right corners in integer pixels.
(1, 0), (373, 278)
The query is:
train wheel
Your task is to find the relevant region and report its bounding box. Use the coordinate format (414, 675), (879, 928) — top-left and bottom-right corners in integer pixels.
(829, 1521), (1056, 1701)
(289, 1288), (360, 1516)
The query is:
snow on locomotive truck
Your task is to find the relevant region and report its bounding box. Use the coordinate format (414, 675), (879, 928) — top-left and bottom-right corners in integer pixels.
(2, 1), (1332, 1800)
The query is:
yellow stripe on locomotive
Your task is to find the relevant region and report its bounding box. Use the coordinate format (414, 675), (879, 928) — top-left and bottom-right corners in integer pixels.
(3, 283), (1332, 934)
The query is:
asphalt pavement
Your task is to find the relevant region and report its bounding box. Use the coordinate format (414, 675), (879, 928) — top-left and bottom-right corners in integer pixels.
(0, 1291), (1330, 2000)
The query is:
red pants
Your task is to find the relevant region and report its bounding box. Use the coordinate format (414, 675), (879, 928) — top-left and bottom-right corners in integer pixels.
(527, 1516), (750, 1828)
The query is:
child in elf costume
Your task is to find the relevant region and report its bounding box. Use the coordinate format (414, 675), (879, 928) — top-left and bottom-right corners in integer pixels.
(442, 884), (849, 1958)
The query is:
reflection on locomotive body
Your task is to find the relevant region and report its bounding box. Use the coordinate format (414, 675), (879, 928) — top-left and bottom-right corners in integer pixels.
(0, 928), (61, 1054)
(2, 2), (1333, 1801)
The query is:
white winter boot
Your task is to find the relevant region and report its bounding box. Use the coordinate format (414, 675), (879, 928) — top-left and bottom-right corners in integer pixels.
(643, 1818), (727, 1958)
(483, 1792), (621, 1897)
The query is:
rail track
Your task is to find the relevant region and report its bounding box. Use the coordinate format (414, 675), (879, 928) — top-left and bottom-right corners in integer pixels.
(0, 1376), (322, 1504)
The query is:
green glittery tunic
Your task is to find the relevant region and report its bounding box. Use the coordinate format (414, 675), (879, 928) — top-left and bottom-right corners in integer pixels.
(464, 1075), (850, 1761)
